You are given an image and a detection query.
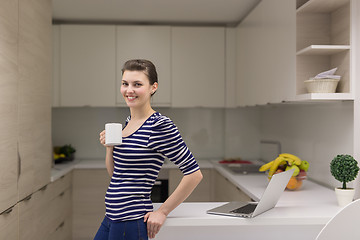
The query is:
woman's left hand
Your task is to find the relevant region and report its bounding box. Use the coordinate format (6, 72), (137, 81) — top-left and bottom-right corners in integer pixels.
(144, 210), (167, 239)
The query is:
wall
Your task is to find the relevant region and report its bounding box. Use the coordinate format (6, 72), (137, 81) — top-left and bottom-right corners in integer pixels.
(52, 101), (353, 189)
(52, 107), (262, 161)
(259, 101), (354, 188)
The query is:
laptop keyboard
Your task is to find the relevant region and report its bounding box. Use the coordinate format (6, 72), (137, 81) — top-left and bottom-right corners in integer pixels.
(230, 204), (257, 214)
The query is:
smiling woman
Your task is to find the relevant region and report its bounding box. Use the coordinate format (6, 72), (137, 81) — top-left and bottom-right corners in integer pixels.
(96, 59), (203, 240)
(120, 60), (158, 110)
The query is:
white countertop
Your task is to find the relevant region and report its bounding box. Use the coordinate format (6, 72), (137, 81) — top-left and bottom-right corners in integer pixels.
(212, 161), (338, 205)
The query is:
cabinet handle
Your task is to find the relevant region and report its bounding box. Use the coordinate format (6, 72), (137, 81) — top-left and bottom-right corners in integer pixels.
(21, 194), (32, 202)
(0, 206), (14, 215)
(39, 185), (48, 191)
(59, 191), (65, 197)
(17, 142), (21, 179)
(56, 221), (65, 231)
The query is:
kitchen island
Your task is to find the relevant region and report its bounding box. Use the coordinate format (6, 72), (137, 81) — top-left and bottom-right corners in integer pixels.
(152, 162), (341, 240)
(52, 159), (341, 240)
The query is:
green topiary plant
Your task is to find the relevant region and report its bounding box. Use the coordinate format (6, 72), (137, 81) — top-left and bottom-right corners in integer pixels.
(330, 154), (359, 189)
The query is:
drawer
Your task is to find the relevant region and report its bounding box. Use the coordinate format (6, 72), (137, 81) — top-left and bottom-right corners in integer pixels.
(46, 172), (72, 201)
(49, 216), (72, 240)
(42, 187), (72, 237)
(19, 192), (39, 240)
(29, 172), (72, 209)
(0, 204), (18, 240)
(19, 186), (72, 240)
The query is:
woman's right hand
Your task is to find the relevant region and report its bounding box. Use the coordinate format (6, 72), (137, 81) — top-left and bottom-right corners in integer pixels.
(99, 130), (106, 146)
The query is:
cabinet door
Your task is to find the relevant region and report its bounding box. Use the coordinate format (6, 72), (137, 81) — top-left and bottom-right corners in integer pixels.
(116, 25), (171, 106)
(18, 193), (37, 240)
(52, 24), (60, 107)
(18, 0), (52, 200)
(49, 216), (72, 240)
(60, 25), (116, 106)
(169, 169), (213, 202)
(236, 0), (296, 106)
(0, 0), (18, 213)
(171, 27), (225, 107)
(213, 171), (251, 202)
(72, 169), (111, 240)
(0, 205), (18, 240)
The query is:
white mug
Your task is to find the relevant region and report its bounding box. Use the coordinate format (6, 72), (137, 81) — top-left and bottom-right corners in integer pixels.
(105, 123), (122, 146)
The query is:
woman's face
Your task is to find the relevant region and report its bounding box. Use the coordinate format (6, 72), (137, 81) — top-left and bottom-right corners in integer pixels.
(121, 70), (157, 108)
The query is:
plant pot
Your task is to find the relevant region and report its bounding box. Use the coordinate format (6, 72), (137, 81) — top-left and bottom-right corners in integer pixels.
(335, 188), (355, 207)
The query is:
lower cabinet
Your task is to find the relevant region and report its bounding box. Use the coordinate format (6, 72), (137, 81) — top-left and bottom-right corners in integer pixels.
(213, 170), (251, 202)
(0, 172), (72, 240)
(49, 215), (72, 240)
(169, 168), (251, 202)
(169, 169), (214, 202)
(0, 205), (18, 240)
(72, 169), (110, 240)
(1, 166), (252, 240)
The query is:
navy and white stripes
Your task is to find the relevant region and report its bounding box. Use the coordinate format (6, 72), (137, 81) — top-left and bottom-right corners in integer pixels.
(105, 112), (199, 221)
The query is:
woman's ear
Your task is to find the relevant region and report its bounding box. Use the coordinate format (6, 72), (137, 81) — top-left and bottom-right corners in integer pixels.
(151, 82), (158, 95)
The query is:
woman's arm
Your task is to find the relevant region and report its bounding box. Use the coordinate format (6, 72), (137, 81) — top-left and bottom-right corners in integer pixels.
(144, 169), (203, 239)
(99, 130), (114, 177)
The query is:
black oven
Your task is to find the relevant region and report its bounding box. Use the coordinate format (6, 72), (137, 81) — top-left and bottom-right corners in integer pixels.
(151, 179), (169, 203)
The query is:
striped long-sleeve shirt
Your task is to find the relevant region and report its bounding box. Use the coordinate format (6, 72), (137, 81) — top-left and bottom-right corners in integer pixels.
(105, 112), (199, 222)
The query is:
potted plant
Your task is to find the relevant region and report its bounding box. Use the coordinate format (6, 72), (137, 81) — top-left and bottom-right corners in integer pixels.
(330, 154), (359, 207)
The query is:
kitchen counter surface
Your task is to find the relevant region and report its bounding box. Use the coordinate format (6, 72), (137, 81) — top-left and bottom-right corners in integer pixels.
(212, 161), (338, 205)
(52, 159), (341, 239)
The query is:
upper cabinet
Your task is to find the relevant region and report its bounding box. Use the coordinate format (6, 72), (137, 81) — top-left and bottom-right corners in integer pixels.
(17, 0), (52, 201)
(236, 0), (296, 106)
(0, 0), (52, 213)
(171, 27), (225, 108)
(296, 0), (352, 101)
(0, 0), (18, 213)
(53, 25), (226, 108)
(59, 25), (116, 107)
(116, 26), (171, 106)
(52, 25), (60, 107)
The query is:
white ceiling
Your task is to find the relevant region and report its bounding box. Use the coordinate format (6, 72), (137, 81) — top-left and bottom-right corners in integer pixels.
(52, 0), (261, 26)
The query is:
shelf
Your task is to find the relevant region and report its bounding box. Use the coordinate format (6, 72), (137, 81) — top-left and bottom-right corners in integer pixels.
(297, 0), (349, 13)
(296, 45), (350, 55)
(294, 92), (354, 101)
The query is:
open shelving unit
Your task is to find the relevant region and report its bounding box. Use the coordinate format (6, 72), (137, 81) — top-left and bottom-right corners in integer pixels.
(295, 0), (352, 101)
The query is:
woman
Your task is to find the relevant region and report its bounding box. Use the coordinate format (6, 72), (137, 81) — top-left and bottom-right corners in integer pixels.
(96, 59), (203, 240)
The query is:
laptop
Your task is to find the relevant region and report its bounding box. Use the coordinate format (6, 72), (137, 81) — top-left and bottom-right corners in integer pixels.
(207, 168), (294, 218)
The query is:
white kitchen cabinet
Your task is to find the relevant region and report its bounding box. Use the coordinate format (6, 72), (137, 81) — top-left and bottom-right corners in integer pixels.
(72, 169), (111, 240)
(0, 0), (19, 213)
(60, 25), (116, 106)
(169, 169), (213, 202)
(225, 27), (237, 108)
(116, 25), (171, 106)
(171, 26), (225, 107)
(295, 0), (352, 101)
(236, 0), (296, 106)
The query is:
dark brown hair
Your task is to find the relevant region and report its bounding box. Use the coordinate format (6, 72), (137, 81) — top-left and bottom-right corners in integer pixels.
(121, 59), (158, 85)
